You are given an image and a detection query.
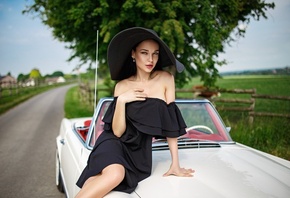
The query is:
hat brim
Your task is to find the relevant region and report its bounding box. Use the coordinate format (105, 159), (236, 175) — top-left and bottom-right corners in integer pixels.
(107, 27), (184, 80)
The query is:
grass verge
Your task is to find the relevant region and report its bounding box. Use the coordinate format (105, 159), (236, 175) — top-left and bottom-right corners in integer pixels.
(64, 86), (94, 118)
(0, 84), (69, 115)
(224, 115), (289, 160)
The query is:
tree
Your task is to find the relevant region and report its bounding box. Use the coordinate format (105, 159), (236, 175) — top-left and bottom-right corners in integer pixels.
(29, 68), (42, 85)
(17, 73), (26, 82)
(30, 68), (42, 79)
(51, 71), (64, 77)
(24, 0), (274, 88)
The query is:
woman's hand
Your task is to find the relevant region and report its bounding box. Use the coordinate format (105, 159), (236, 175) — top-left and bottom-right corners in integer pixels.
(118, 88), (147, 103)
(112, 88), (147, 137)
(164, 137), (194, 177)
(163, 164), (194, 177)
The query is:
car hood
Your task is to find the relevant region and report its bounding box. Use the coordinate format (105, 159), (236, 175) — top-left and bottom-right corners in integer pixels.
(134, 143), (290, 198)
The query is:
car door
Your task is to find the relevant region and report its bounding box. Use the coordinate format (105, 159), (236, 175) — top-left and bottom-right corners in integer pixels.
(60, 123), (87, 197)
(73, 99), (112, 197)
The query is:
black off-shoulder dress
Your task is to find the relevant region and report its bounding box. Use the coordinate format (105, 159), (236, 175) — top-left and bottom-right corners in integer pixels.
(76, 97), (186, 193)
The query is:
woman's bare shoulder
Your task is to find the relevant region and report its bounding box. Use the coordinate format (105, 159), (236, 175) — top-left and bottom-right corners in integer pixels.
(153, 71), (175, 103)
(154, 70), (173, 80)
(154, 70), (174, 84)
(114, 79), (131, 96)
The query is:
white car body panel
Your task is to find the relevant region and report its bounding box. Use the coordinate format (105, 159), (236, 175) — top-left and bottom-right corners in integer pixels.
(135, 145), (290, 198)
(56, 98), (290, 198)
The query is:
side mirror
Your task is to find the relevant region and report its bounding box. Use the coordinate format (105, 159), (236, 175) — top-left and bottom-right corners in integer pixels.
(226, 127), (231, 133)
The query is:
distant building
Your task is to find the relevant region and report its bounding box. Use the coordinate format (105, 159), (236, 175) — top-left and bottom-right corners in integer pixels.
(24, 78), (36, 87)
(0, 75), (17, 87)
(45, 76), (66, 85)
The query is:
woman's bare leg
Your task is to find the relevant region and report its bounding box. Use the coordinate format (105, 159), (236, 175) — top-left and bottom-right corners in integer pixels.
(75, 164), (125, 198)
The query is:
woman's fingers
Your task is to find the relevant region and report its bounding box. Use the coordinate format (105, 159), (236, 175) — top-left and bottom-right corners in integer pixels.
(133, 88), (147, 99)
(163, 168), (195, 177)
(133, 88), (144, 92)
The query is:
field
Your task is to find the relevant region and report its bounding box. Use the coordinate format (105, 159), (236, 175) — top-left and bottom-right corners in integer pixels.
(214, 75), (290, 160)
(65, 75), (290, 160)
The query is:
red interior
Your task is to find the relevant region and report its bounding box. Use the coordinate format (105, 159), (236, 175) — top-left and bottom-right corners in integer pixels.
(77, 120), (91, 141)
(181, 130), (224, 141)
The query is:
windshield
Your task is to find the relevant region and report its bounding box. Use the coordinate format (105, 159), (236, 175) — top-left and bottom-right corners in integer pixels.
(89, 100), (232, 148)
(175, 101), (231, 142)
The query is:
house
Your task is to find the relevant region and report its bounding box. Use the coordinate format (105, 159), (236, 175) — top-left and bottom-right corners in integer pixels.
(0, 75), (17, 87)
(45, 76), (66, 85)
(24, 78), (36, 87)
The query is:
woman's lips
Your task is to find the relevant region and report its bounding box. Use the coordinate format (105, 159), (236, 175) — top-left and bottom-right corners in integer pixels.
(146, 64), (153, 69)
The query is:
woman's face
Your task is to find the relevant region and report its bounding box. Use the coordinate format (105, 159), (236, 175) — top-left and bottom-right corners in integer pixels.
(131, 39), (159, 74)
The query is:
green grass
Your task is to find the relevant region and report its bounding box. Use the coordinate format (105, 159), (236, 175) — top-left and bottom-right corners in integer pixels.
(217, 75), (290, 96)
(181, 76), (290, 113)
(0, 84), (69, 115)
(216, 76), (290, 115)
(229, 117), (290, 161)
(215, 75), (290, 160)
(64, 86), (94, 118)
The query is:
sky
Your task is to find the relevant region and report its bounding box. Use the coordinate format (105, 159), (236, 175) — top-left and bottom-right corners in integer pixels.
(0, 0), (289, 78)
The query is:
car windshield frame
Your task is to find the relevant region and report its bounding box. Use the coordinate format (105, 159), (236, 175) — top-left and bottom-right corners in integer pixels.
(86, 98), (233, 150)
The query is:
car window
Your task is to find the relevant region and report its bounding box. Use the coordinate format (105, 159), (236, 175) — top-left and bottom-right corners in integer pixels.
(89, 101), (111, 147)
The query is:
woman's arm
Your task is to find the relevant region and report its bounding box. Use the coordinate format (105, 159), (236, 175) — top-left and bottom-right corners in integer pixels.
(112, 82), (147, 137)
(112, 96), (127, 138)
(163, 72), (194, 177)
(164, 73), (175, 104)
(164, 138), (194, 177)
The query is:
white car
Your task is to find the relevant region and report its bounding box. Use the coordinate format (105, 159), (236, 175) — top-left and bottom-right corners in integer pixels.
(56, 98), (290, 198)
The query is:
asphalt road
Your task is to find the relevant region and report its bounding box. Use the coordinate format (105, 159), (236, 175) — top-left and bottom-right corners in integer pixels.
(0, 84), (75, 198)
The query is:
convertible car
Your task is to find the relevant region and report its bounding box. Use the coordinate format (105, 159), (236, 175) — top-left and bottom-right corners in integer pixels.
(56, 98), (290, 198)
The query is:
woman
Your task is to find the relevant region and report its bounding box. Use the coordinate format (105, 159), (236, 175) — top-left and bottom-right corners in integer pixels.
(76, 27), (194, 198)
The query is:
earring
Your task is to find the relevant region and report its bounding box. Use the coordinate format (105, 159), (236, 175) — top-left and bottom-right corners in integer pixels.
(132, 57), (135, 62)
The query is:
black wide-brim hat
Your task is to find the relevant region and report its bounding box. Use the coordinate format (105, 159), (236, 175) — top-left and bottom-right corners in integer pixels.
(107, 27), (185, 80)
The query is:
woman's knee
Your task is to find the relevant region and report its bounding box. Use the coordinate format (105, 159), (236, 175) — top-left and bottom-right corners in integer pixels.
(103, 164), (125, 182)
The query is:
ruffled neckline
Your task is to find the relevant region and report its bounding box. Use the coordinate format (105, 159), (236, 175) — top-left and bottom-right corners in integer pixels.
(103, 96), (187, 138)
(114, 96), (174, 105)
